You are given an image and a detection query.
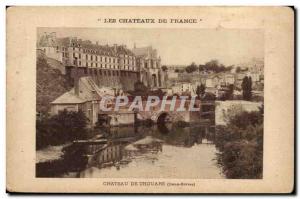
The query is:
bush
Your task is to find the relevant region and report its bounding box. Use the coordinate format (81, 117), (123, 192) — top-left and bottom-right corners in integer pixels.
(36, 110), (88, 150)
(215, 109), (263, 179)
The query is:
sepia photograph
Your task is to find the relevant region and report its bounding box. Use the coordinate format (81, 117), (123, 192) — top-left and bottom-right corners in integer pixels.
(35, 28), (264, 179)
(6, 6), (293, 193)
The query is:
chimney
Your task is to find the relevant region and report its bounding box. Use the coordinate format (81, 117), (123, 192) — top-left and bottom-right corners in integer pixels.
(134, 43), (136, 49)
(74, 57), (79, 96)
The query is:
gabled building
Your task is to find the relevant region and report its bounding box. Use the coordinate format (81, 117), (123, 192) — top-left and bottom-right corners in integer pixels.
(50, 76), (115, 127)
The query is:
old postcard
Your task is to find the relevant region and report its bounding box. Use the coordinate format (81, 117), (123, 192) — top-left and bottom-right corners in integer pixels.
(6, 6), (294, 193)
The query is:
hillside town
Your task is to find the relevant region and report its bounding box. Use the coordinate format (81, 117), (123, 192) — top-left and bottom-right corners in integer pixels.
(36, 31), (264, 179)
(37, 32), (263, 127)
(163, 58), (263, 100)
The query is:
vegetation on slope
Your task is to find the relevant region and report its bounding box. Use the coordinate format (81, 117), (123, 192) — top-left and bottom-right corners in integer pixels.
(36, 55), (72, 114)
(215, 107), (263, 179)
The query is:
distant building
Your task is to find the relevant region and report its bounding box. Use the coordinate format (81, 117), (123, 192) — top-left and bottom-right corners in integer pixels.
(166, 65), (186, 71)
(171, 84), (182, 95)
(247, 72), (260, 82)
(205, 74), (223, 88)
(132, 45), (165, 88)
(224, 73), (235, 85)
(167, 71), (179, 79)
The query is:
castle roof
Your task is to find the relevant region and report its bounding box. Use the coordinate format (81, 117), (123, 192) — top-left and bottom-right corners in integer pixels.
(132, 46), (157, 59)
(37, 33), (135, 56)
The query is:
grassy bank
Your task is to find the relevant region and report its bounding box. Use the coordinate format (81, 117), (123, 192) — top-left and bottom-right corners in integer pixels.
(215, 108), (263, 179)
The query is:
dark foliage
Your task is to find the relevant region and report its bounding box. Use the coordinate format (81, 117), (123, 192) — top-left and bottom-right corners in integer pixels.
(36, 56), (72, 114)
(185, 62), (198, 73)
(218, 84), (234, 101)
(36, 110), (88, 150)
(241, 76), (252, 101)
(199, 59), (232, 73)
(215, 109), (263, 179)
(36, 144), (88, 177)
(196, 84), (206, 98)
(129, 81), (166, 98)
(202, 92), (216, 101)
(134, 81), (149, 92)
(161, 65), (168, 71)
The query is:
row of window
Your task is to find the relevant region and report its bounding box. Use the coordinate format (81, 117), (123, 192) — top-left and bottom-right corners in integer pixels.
(70, 52), (135, 65)
(56, 45), (135, 59)
(71, 46), (134, 59)
(72, 53), (119, 63)
(82, 69), (137, 77)
(72, 60), (135, 70)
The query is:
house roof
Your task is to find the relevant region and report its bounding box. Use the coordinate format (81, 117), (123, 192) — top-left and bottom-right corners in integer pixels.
(51, 76), (115, 105)
(51, 89), (86, 104)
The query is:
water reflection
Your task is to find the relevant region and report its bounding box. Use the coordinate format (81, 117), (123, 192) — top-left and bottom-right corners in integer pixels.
(59, 123), (223, 178)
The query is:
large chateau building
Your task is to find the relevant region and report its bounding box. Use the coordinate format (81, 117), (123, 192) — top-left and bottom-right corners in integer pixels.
(37, 32), (166, 91)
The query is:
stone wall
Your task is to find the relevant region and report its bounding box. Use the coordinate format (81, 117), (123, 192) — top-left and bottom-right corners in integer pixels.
(215, 100), (263, 125)
(66, 66), (139, 91)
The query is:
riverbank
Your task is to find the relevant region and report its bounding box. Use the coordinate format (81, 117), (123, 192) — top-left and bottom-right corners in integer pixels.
(36, 143), (71, 163)
(215, 108), (263, 179)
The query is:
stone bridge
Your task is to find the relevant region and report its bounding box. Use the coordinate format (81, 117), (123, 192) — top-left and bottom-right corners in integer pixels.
(137, 110), (191, 123)
(135, 99), (205, 124)
(99, 99), (214, 126)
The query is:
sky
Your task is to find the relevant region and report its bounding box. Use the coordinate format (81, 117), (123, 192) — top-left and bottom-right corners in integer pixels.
(38, 27), (264, 66)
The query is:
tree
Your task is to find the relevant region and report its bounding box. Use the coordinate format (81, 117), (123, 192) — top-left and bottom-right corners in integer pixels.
(130, 81), (166, 98)
(241, 76), (252, 101)
(134, 81), (148, 92)
(36, 110), (88, 149)
(227, 84), (234, 99)
(203, 59), (232, 73)
(202, 92), (216, 101)
(236, 66), (241, 73)
(196, 84), (206, 98)
(221, 84), (234, 100)
(185, 62), (198, 73)
(205, 59), (219, 70)
(215, 109), (263, 179)
(161, 65), (168, 71)
(198, 64), (205, 72)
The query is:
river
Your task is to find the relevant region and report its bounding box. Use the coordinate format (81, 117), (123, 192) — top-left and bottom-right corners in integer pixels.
(63, 124), (224, 179)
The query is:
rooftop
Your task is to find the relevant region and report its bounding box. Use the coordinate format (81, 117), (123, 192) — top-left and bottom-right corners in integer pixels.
(51, 76), (115, 104)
